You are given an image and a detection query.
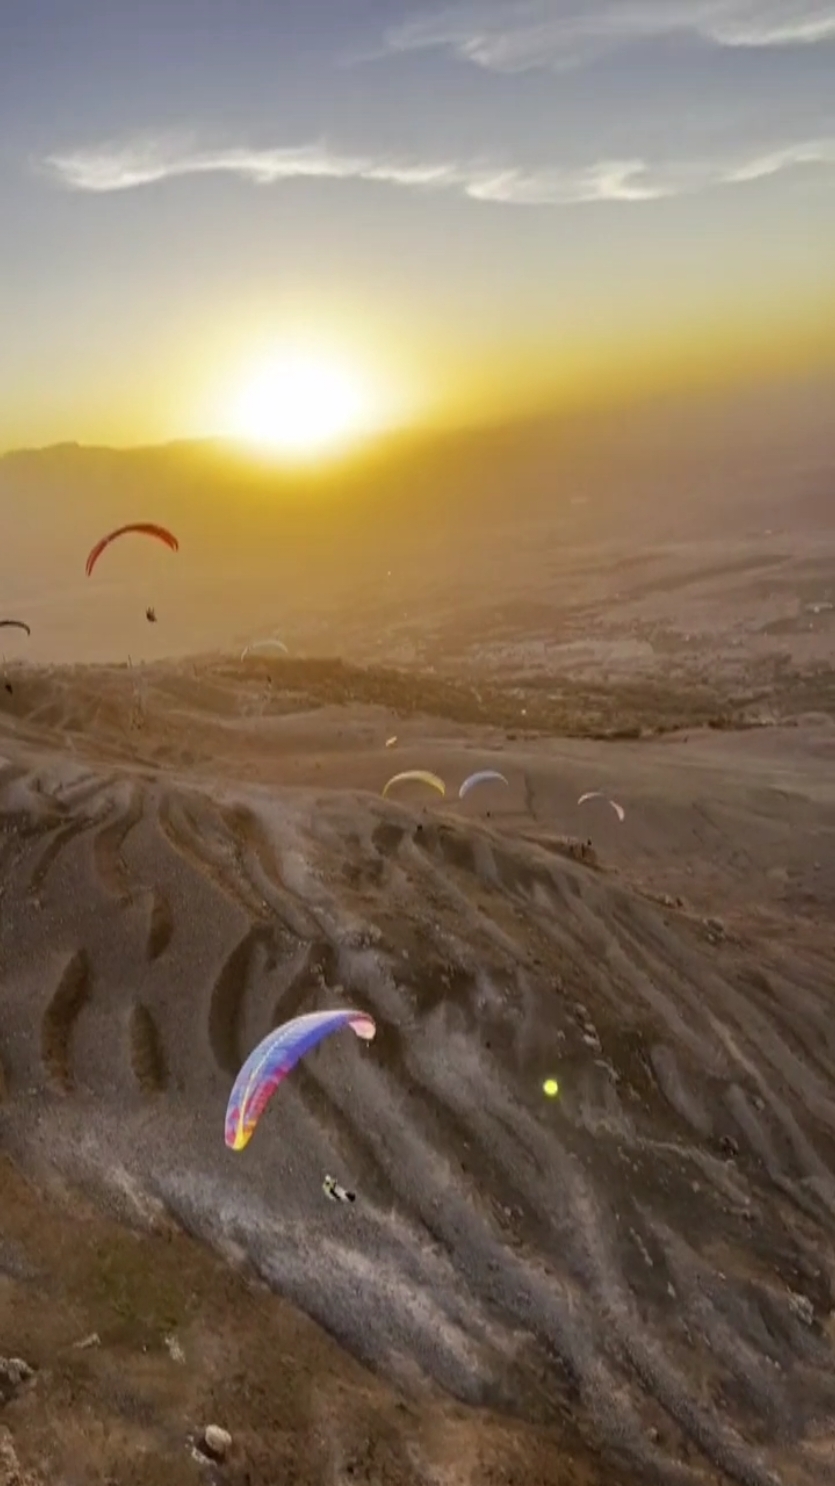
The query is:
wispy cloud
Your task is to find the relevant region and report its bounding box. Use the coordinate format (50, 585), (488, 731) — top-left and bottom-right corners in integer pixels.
(41, 133), (835, 205)
(382, 1), (835, 74)
(40, 137), (466, 193)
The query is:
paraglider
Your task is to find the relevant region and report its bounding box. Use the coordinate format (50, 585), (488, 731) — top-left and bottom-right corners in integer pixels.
(225, 1008), (376, 1151)
(323, 1174), (356, 1203)
(382, 770), (445, 799)
(241, 638), (288, 660)
(85, 523), (179, 578)
(458, 769), (508, 799)
(1, 620), (30, 696)
(577, 791), (625, 823)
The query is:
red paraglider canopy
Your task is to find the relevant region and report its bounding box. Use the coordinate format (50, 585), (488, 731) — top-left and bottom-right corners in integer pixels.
(85, 523), (179, 578)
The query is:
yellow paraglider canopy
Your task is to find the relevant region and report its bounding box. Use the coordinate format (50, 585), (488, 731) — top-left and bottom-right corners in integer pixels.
(382, 770), (446, 799)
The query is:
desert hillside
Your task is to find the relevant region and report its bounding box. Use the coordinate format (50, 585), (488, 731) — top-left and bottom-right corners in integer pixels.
(0, 645), (834, 1485)
(1, 382), (834, 1483)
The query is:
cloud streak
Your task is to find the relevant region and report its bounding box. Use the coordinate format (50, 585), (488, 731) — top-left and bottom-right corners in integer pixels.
(41, 134), (835, 206)
(40, 138), (466, 194)
(382, 0), (835, 74)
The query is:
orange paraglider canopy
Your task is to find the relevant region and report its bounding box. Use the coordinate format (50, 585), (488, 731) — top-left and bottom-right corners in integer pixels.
(85, 523), (179, 577)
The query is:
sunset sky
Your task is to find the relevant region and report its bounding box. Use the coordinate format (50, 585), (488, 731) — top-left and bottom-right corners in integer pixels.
(1, 0), (834, 453)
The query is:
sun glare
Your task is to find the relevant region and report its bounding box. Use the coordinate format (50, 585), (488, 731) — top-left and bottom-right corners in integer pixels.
(227, 348), (376, 458)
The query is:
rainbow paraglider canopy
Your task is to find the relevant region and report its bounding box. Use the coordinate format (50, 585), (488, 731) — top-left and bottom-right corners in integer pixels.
(225, 1008), (376, 1151)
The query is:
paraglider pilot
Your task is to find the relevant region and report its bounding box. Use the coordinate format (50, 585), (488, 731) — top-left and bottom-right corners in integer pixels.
(323, 1174), (356, 1203)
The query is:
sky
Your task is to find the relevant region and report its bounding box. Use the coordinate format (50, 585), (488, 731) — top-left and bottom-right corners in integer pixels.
(1, 0), (834, 451)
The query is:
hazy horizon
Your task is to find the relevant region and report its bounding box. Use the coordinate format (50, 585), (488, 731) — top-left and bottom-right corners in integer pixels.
(1, 364), (830, 669)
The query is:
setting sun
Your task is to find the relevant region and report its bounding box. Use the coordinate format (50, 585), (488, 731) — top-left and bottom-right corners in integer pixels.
(226, 348), (376, 458)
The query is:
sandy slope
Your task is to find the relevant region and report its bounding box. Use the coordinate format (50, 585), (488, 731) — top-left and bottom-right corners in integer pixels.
(0, 1156), (622, 1486)
(0, 658), (834, 1484)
